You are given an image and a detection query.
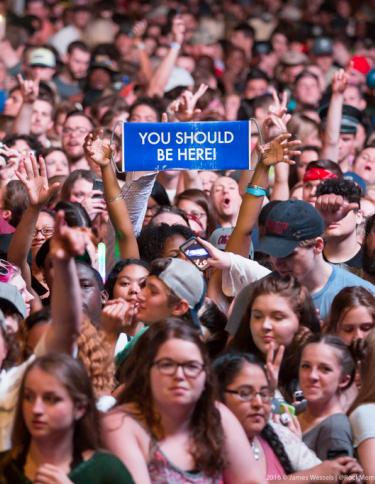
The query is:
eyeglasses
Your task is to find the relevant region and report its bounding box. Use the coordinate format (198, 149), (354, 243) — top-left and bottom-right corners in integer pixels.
(152, 358), (205, 378)
(32, 226), (54, 238)
(224, 386), (273, 403)
(186, 211), (206, 221)
(62, 127), (91, 136)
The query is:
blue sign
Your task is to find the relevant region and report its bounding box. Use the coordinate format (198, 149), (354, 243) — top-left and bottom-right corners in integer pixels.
(121, 120), (251, 172)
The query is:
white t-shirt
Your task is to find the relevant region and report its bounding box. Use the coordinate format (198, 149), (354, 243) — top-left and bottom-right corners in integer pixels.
(350, 403), (375, 448)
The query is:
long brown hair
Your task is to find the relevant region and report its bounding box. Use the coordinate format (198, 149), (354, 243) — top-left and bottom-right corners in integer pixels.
(348, 330), (375, 415)
(229, 274), (320, 399)
(325, 286), (375, 336)
(117, 318), (225, 476)
(12, 354), (100, 454)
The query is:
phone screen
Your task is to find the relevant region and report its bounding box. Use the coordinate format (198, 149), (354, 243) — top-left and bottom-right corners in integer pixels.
(180, 238), (210, 271)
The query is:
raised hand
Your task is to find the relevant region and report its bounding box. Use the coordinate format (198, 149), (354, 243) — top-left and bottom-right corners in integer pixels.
(15, 152), (60, 206)
(258, 132), (301, 166)
(171, 15), (185, 45)
(17, 73), (39, 104)
(332, 68), (349, 95)
(49, 211), (86, 261)
(315, 194), (359, 225)
(133, 19), (147, 40)
(169, 83), (208, 122)
(84, 129), (112, 167)
(262, 89), (291, 141)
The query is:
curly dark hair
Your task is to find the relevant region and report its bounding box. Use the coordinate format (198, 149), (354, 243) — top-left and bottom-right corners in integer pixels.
(129, 96), (165, 122)
(213, 352), (294, 474)
(316, 178), (362, 205)
(137, 223), (194, 263)
(117, 318), (225, 476)
(229, 274), (320, 400)
(105, 258), (150, 299)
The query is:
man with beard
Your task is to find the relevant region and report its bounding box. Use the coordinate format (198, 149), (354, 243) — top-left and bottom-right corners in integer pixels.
(362, 214), (375, 284)
(53, 41), (91, 101)
(61, 110), (94, 171)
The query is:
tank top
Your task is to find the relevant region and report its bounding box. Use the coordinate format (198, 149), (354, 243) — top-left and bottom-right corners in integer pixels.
(147, 440), (223, 484)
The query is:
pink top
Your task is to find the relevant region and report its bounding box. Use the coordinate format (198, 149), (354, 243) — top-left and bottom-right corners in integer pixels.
(259, 435), (286, 480)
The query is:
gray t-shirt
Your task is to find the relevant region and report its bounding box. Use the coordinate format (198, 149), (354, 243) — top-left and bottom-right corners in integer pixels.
(302, 413), (353, 460)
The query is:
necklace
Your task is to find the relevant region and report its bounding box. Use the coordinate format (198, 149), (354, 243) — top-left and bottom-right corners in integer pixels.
(251, 439), (261, 461)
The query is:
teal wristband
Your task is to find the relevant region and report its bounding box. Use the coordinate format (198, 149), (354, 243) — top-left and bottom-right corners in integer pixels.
(246, 185), (268, 197)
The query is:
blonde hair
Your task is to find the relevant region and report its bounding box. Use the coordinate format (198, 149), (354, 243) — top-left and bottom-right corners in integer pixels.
(77, 317), (115, 396)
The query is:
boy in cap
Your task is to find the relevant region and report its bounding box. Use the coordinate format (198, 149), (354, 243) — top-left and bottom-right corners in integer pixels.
(116, 257), (206, 366)
(226, 199), (374, 335)
(257, 199), (374, 319)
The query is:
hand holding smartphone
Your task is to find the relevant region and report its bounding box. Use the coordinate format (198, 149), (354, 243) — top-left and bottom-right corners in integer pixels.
(179, 237), (210, 271)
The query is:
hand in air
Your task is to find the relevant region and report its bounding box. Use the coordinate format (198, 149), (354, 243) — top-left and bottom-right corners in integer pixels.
(258, 133), (301, 166)
(84, 129), (112, 167)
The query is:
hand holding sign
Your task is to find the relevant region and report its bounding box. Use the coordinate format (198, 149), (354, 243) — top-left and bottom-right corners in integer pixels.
(84, 129), (112, 167)
(258, 133), (301, 166)
(169, 83), (208, 122)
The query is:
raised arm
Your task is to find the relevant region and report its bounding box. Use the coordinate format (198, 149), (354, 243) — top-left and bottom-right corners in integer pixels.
(44, 211), (85, 353)
(320, 69), (348, 162)
(8, 153), (60, 289)
(133, 20), (153, 83)
(146, 16), (185, 97)
(84, 129), (139, 259)
(226, 132), (300, 257)
(12, 74), (39, 135)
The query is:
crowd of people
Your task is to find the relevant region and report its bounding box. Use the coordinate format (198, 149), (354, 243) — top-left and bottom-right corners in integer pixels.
(0, 0), (374, 482)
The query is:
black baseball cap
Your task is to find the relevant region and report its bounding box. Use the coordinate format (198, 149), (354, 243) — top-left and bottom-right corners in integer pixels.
(257, 200), (325, 258)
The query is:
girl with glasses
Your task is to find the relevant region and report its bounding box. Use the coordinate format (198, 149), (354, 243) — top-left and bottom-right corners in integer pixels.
(102, 318), (265, 483)
(213, 352), (361, 482)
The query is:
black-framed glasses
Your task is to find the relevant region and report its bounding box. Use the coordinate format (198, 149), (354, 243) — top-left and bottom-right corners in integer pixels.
(32, 226), (54, 238)
(152, 358), (205, 378)
(224, 386), (273, 403)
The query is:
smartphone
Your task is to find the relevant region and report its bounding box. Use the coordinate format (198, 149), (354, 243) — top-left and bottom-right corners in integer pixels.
(326, 449), (349, 460)
(179, 237), (210, 271)
(92, 179), (104, 199)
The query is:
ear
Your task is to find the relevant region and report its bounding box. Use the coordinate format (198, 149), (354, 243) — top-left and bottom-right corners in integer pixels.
(355, 208), (363, 226)
(101, 290), (109, 305)
(74, 403), (86, 421)
(313, 237), (325, 254)
(1, 209), (11, 221)
(338, 373), (351, 391)
(171, 299), (190, 317)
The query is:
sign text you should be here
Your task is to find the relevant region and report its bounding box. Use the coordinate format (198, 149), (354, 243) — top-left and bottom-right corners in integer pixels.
(122, 121), (251, 171)
(139, 129), (235, 162)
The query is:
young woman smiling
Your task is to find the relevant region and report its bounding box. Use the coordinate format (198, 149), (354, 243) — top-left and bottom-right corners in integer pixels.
(298, 335), (355, 460)
(230, 274), (320, 400)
